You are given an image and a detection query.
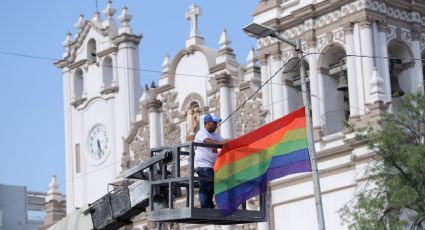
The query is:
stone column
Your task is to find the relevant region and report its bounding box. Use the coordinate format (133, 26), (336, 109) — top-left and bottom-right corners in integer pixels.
(411, 27), (424, 91)
(259, 55), (272, 123)
(217, 73), (236, 230)
(353, 23), (366, 114)
(359, 19), (375, 104)
(147, 99), (163, 148)
(215, 73), (235, 139)
(306, 36), (321, 128)
(344, 23), (361, 118)
(270, 50), (286, 119)
(377, 21), (392, 102)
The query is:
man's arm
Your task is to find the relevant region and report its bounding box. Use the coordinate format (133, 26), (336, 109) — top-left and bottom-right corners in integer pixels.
(203, 138), (228, 145)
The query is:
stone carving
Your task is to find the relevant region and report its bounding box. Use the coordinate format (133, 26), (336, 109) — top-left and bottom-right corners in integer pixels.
(161, 91), (180, 120)
(325, 31), (334, 44)
(183, 101), (201, 141)
(234, 88), (265, 137)
(129, 124), (150, 165)
(281, 49), (294, 63)
(208, 94), (220, 116)
(208, 77), (219, 95)
(121, 122), (150, 172)
(163, 112), (181, 146)
(334, 29), (345, 44)
(387, 26), (395, 40)
(186, 107), (199, 135)
(160, 90), (182, 145)
(162, 91), (179, 110)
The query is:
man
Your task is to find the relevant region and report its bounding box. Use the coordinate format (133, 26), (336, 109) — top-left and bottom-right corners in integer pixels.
(194, 113), (228, 208)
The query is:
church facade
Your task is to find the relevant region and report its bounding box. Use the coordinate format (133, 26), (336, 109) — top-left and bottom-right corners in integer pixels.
(55, 0), (425, 229)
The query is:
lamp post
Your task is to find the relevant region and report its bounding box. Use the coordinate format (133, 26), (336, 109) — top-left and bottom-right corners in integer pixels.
(243, 23), (326, 230)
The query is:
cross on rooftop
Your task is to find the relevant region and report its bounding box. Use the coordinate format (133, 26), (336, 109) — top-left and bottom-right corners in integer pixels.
(185, 5), (202, 38)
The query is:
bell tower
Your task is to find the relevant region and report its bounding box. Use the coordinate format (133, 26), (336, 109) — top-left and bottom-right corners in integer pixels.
(55, 1), (142, 213)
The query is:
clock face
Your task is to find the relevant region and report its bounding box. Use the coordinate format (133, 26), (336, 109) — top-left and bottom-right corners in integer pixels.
(87, 124), (109, 162)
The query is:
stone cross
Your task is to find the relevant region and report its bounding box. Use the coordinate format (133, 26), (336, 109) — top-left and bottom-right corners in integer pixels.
(185, 5), (202, 37)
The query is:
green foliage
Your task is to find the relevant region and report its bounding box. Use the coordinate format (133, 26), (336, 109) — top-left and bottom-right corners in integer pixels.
(340, 93), (425, 230)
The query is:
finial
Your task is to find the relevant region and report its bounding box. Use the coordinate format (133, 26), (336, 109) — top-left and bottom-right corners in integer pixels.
(91, 11), (102, 24)
(74, 14), (86, 30)
(102, 0), (117, 35)
(45, 175), (63, 203)
(216, 28), (235, 63)
(246, 47), (258, 69)
(219, 28), (231, 49)
(150, 81), (157, 88)
(118, 7), (133, 34)
(162, 54), (170, 72)
(62, 31), (73, 48)
(103, 0), (116, 18)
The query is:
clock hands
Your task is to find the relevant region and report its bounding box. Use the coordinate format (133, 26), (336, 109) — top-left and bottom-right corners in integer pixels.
(97, 139), (102, 158)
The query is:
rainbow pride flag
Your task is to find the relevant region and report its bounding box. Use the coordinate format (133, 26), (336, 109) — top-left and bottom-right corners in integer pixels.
(213, 107), (311, 215)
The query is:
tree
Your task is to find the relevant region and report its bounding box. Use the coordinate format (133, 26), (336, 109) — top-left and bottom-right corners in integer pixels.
(340, 93), (425, 230)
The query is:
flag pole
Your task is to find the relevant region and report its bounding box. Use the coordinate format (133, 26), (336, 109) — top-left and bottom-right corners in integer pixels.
(242, 23), (326, 229)
(296, 39), (326, 230)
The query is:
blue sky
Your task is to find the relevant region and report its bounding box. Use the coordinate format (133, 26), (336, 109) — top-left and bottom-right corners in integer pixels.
(0, 1), (257, 194)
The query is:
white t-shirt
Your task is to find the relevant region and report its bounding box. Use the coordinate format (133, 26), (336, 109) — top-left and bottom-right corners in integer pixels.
(194, 127), (224, 168)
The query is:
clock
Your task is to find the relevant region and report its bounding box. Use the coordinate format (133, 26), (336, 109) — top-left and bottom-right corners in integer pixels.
(87, 124), (109, 163)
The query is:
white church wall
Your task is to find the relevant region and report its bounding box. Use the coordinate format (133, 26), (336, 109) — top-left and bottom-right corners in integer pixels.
(82, 98), (117, 204)
(174, 51), (209, 110)
(271, 162), (362, 230)
(273, 186), (353, 230)
(63, 69), (75, 213)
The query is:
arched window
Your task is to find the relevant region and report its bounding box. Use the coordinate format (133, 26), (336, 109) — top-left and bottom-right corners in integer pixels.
(318, 45), (349, 135)
(102, 56), (113, 89)
(87, 39), (97, 64)
(388, 40), (414, 109)
(74, 68), (84, 100)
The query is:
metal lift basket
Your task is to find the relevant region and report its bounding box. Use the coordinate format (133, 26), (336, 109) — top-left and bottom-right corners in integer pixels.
(125, 142), (268, 225)
(89, 183), (146, 230)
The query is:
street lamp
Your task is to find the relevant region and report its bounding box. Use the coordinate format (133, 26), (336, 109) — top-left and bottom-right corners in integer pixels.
(243, 23), (297, 47)
(243, 23), (326, 230)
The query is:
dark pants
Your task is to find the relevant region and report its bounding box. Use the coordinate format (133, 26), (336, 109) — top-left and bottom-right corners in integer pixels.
(196, 167), (215, 208)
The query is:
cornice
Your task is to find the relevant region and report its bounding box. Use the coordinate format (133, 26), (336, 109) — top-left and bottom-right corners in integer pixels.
(112, 33), (142, 46)
(252, 0), (282, 17)
(215, 73), (233, 88)
(67, 60), (86, 70)
(146, 99), (163, 113)
(255, 0), (425, 50)
(75, 95), (115, 111)
(97, 47), (119, 58)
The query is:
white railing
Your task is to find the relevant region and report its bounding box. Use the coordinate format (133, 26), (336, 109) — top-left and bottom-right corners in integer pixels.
(321, 110), (348, 136)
